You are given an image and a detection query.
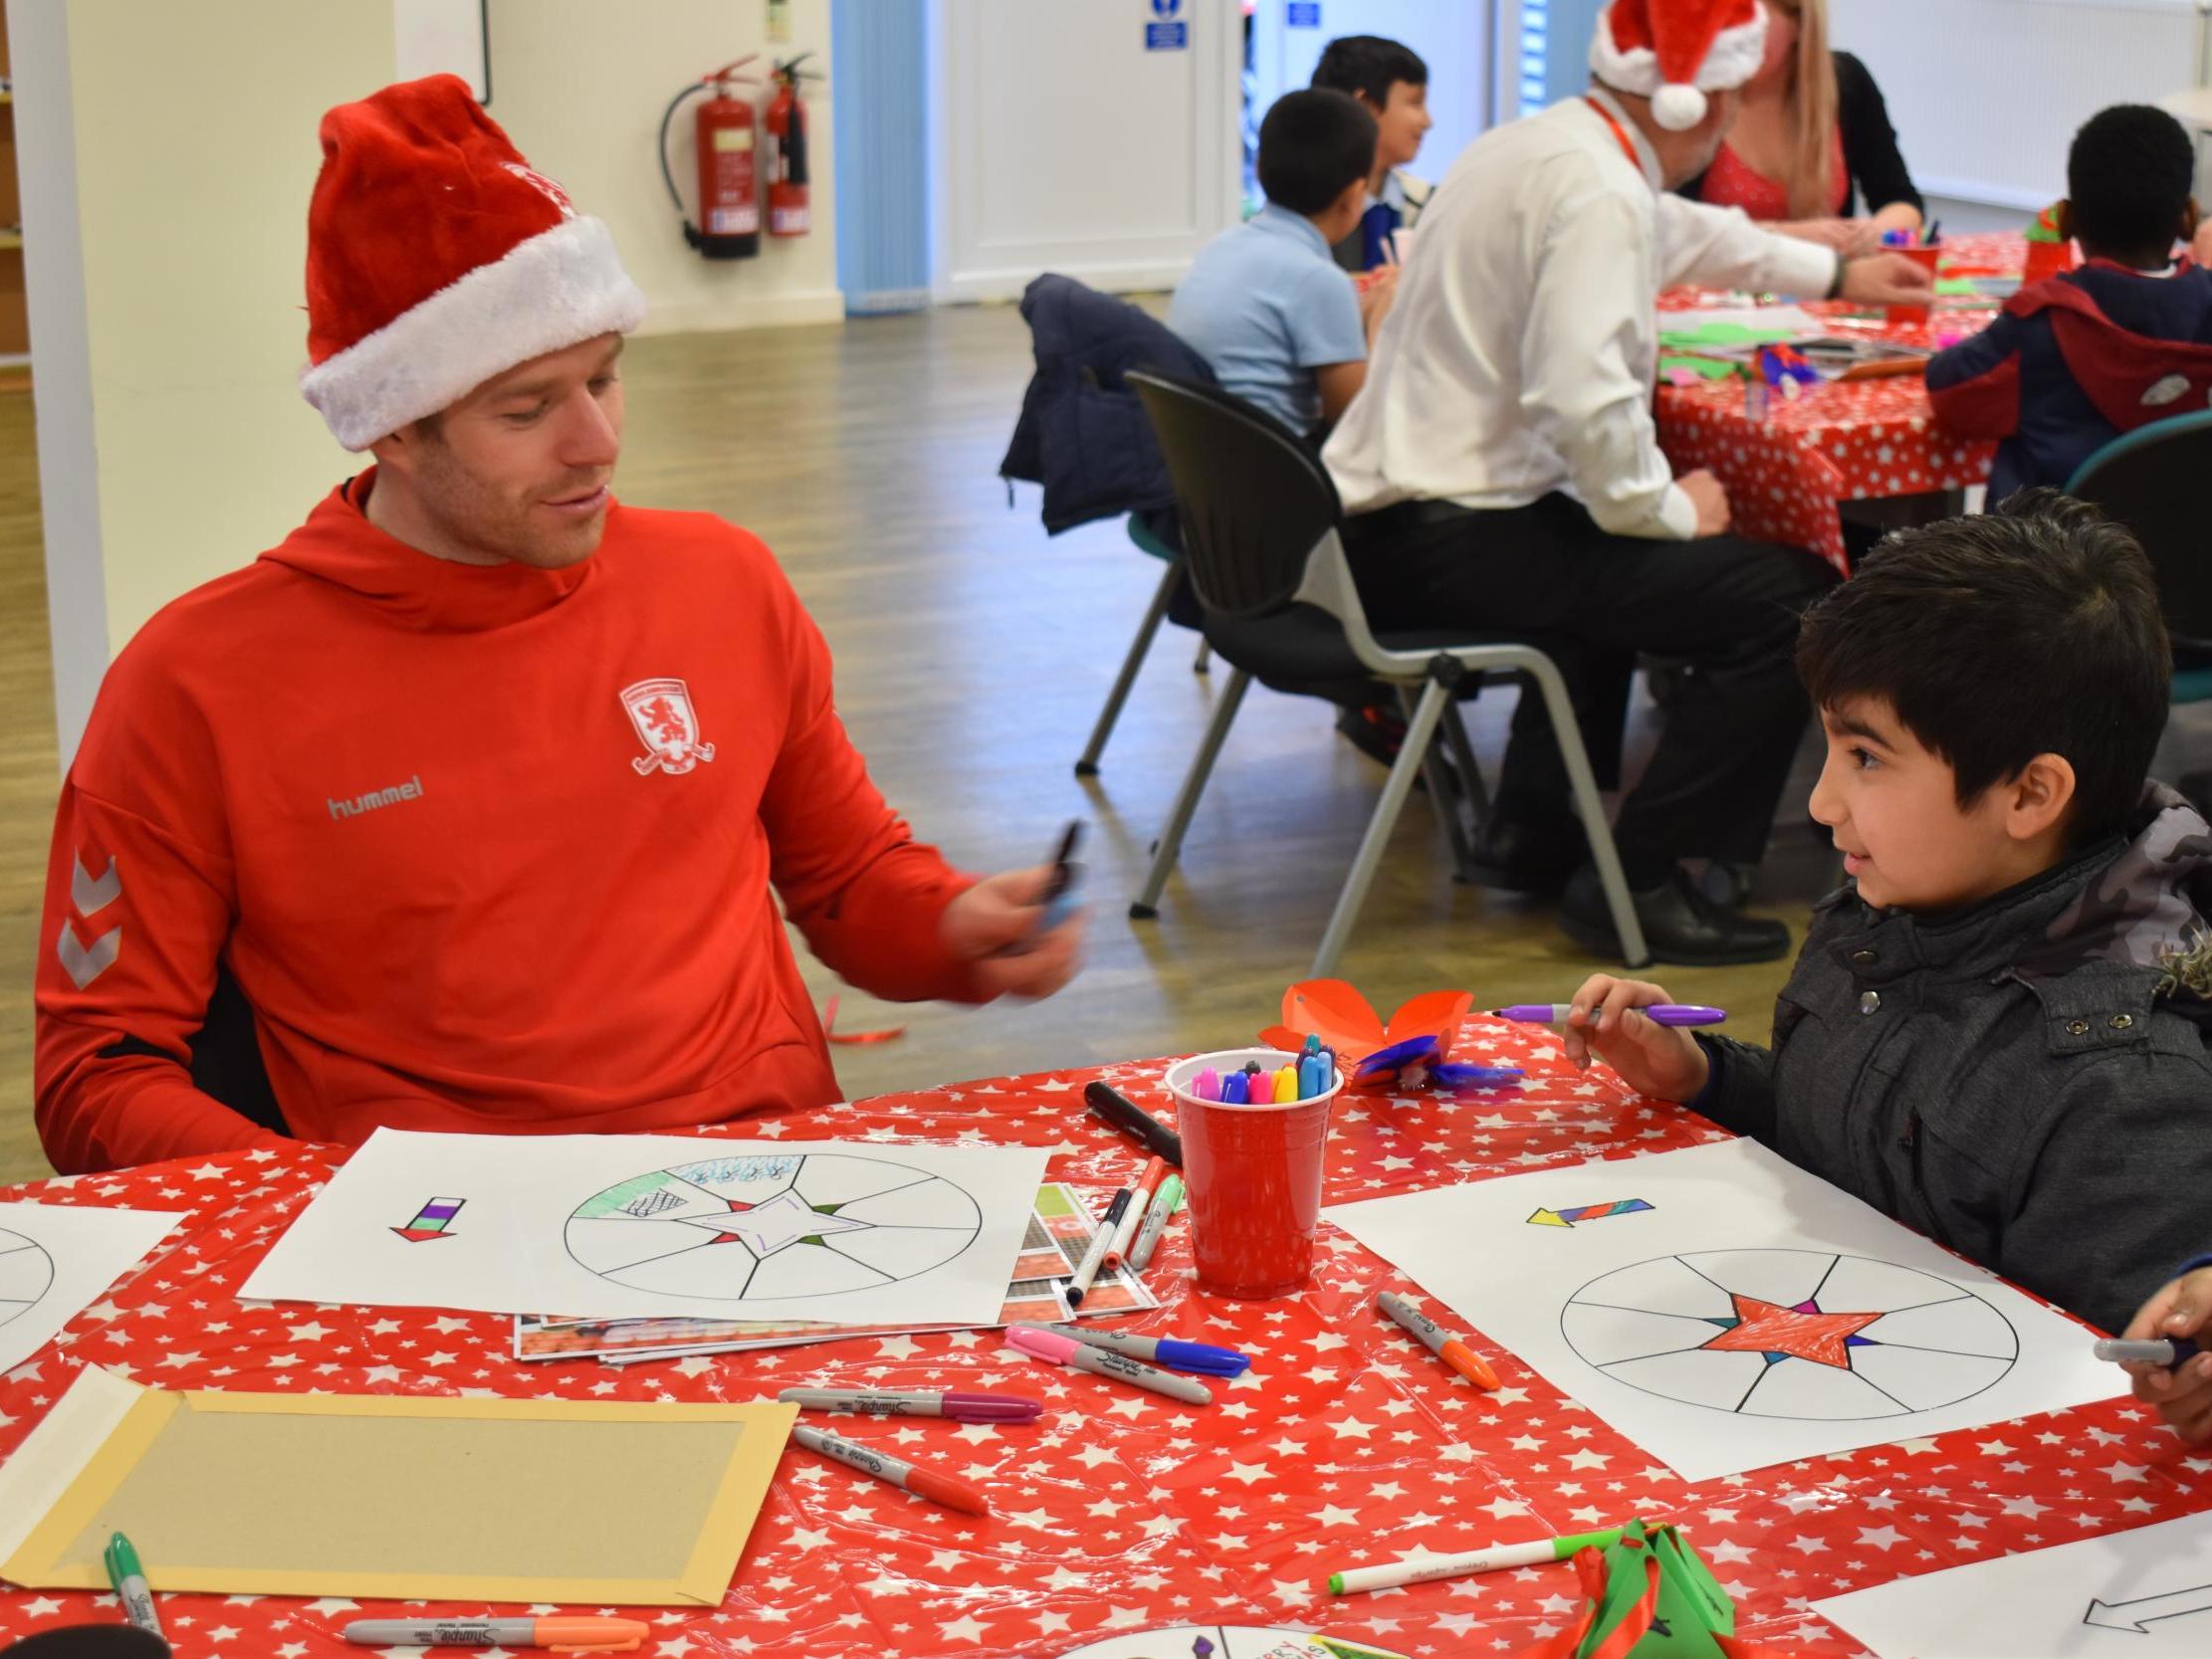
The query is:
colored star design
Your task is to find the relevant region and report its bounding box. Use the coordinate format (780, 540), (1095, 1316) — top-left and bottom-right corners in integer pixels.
(1699, 1293), (1881, 1369)
(672, 1188), (873, 1256)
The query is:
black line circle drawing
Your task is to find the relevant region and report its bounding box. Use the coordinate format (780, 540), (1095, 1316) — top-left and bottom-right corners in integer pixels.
(564, 1151), (983, 1304)
(0, 1228), (57, 1331)
(1561, 1248), (2020, 1420)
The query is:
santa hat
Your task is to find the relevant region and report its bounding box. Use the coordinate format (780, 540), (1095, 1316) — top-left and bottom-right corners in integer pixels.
(1590, 0), (1768, 132)
(299, 75), (646, 451)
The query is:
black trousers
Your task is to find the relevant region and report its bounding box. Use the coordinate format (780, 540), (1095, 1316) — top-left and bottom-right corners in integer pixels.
(1346, 494), (1838, 885)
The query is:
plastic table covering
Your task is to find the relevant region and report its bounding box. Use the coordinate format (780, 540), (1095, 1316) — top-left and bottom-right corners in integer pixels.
(2, 1018), (2205, 1659)
(1654, 232), (2023, 573)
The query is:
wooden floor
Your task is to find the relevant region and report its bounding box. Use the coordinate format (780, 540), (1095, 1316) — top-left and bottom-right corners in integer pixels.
(0, 305), (1842, 1185)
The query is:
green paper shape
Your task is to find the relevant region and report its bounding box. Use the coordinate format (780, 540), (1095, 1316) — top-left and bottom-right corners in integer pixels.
(1576, 1519), (1736, 1659)
(1656, 319), (1803, 348)
(1934, 278), (1984, 297)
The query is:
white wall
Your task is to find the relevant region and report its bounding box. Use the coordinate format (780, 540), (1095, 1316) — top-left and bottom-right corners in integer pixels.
(1832, 0), (2203, 211)
(1246, 0), (1496, 189)
(931, 0), (1242, 301)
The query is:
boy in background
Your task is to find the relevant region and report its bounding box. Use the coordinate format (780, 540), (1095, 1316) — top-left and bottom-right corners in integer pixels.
(1170, 90), (1395, 435)
(1310, 34), (1435, 272)
(1927, 105), (2212, 501)
(1558, 494), (2212, 1340)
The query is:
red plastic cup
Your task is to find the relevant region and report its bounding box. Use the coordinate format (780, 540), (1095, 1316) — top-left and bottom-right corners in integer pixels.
(1884, 244), (1942, 326)
(2023, 238), (2075, 286)
(1165, 1047), (1342, 1300)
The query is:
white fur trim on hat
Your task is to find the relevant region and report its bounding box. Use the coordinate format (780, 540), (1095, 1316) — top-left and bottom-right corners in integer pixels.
(1590, 3), (1769, 129)
(299, 214), (647, 451)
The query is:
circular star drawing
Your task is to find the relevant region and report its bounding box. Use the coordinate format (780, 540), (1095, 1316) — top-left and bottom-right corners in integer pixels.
(1561, 1249), (2019, 1420)
(0, 1228), (56, 1332)
(565, 1153), (983, 1304)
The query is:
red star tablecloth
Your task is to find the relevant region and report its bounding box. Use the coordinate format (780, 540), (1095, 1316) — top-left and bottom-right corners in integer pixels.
(3, 1019), (2206, 1659)
(1654, 233), (2024, 573)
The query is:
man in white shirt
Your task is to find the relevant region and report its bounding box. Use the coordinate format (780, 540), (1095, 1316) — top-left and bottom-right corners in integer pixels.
(1322, 0), (1932, 966)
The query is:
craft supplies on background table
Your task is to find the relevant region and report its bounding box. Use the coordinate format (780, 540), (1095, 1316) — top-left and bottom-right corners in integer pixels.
(514, 1181), (1159, 1362)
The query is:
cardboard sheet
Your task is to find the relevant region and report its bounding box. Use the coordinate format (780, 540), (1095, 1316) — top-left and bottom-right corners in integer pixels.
(238, 1129), (1048, 1326)
(1323, 1139), (2121, 1482)
(0, 1366), (794, 1604)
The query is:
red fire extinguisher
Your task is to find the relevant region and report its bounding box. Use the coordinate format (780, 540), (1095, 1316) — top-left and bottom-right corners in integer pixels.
(658, 57), (765, 259)
(763, 54), (820, 238)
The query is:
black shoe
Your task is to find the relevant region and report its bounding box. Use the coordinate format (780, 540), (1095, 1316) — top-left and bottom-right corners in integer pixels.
(1465, 813), (1587, 896)
(1559, 863), (1791, 966)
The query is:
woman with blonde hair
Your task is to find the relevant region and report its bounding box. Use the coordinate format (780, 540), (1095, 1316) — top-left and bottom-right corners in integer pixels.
(1681, 0), (1923, 255)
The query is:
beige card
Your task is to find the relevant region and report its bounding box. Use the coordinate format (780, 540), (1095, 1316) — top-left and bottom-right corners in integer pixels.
(0, 1367), (794, 1605)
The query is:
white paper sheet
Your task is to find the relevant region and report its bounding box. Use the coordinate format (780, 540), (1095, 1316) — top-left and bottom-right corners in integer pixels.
(0, 1201), (185, 1377)
(1814, 1511), (2212, 1658)
(1322, 1139), (2120, 1482)
(239, 1129), (1050, 1326)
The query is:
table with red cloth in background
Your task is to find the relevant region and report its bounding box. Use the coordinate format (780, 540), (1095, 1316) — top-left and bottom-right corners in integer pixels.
(1654, 232), (2024, 573)
(3, 1018), (2206, 1659)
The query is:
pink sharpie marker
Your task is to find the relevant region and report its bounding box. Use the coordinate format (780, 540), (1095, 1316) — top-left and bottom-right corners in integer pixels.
(1493, 1003), (1726, 1028)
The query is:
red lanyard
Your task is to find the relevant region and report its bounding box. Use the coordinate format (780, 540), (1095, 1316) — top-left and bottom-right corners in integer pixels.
(1584, 95), (1646, 174)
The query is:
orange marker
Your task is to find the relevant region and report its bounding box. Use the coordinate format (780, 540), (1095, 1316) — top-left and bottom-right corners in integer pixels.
(1378, 1291), (1500, 1390)
(340, 1616), (650, 1650)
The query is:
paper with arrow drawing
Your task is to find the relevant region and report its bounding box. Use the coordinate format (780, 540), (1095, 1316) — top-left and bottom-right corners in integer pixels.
(1814, 1509), (2212, 1657)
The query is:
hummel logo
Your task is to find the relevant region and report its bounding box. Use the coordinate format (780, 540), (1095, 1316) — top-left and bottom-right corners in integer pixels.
(330, 774), (425, 821)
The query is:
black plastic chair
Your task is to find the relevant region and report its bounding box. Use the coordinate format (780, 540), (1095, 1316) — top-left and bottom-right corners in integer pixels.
(2066, 409), (2212, 702)
(1125, 370), (1650, 972)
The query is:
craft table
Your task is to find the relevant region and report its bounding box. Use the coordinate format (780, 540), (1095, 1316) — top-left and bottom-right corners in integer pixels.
(3, 1019), (2205, 1658)
(1654, 232), (2027, 574)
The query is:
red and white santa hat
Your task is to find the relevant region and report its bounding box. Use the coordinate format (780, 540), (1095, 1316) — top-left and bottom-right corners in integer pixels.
(299, 75), (646, 451)
(1590, 0), (1768, 132)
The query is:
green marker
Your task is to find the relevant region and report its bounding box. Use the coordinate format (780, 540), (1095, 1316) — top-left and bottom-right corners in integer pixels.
(1327, 1527), (1628, 1595)
(105, 1530), (163, 1638)
(1127, 1172), (1185, 1271)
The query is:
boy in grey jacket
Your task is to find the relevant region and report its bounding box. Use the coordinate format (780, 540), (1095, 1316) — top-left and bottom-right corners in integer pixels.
(1562, 492), (2212, 1370)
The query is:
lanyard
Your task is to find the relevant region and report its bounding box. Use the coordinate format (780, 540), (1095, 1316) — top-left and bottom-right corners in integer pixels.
(1583, 95), (1646, 175)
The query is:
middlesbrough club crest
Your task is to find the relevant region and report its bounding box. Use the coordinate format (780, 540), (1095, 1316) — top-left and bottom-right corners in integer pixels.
(619, 678), (717, 776)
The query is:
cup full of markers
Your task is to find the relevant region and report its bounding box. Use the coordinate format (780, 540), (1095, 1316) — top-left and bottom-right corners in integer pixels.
(1163, 1045), (1342, 1301)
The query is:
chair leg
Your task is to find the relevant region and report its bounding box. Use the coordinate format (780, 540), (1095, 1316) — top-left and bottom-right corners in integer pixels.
(1397, 685), (1475, 879)
(1522, 654), (1652, 968)
(1440, 699), (1491, 826)
(1312, 677), (1452, 977)
(1076, 558), (1185, 777)
(1192, 640), (1212, 674)
(1130, 667), (1251, 920)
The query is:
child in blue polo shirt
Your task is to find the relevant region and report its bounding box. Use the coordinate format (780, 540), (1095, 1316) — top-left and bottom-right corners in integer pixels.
(1169, 89), (1394, 436)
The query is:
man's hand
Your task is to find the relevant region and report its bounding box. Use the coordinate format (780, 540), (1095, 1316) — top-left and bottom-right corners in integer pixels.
(940, 867), (1085, 1001)
(1776, 217), (1861, 253)
(2120, 1267), (2212, 1441)
(1559, 973), (1713, 1103)
(1839, 251), (1935, 308)
(1677, 469), (1731, 538)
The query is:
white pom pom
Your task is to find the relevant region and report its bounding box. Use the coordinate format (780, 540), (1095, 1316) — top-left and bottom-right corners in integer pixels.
(1653, 83), (1707, 130)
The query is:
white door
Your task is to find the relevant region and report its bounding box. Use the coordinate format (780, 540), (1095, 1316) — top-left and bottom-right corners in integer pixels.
(931, 0), (1242, 302)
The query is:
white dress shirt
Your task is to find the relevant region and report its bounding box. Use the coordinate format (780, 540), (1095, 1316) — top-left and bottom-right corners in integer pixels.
(1323, 90), (1839, 540)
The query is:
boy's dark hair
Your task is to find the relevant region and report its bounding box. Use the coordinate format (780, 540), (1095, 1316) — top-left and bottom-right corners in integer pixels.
(2067, 104), (2196, 260)
(1257, 90), (1379, 217)
(1310, 35), (1429, 107)
(1796, 490), (2171, 848)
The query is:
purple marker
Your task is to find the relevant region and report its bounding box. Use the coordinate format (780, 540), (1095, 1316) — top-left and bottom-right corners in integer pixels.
(1493, 1003), (1725, 1028)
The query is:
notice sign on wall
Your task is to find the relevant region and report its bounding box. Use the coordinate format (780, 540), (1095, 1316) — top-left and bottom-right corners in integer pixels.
(1147, 0), (1188, 51)
(1288, 2), (1322, 25)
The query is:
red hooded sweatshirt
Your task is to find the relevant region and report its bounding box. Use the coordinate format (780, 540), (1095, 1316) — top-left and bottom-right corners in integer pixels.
(34, 475), (982, 1173)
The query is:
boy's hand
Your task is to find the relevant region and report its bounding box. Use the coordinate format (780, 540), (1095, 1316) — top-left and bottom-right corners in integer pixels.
(941, 867), (1085, 1000)
(2120, 1267), (2212, 1441)
(2193, 220), (2212, 270)
(1560, 973), (1713, 1103)
(1359, 264), (1400, 341)
(1677, 469), (1731, 538)
(1840, 252), (1935, 308)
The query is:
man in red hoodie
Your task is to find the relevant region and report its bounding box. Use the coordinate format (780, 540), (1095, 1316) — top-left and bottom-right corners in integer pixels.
(33, 77), (1083, 1174)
